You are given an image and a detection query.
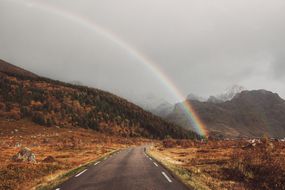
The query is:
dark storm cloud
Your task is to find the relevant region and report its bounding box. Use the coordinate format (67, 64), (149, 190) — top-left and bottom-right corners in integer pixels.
(1, 0), (285, 103)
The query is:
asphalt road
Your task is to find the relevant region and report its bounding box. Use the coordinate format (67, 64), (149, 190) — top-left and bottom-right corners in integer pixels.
(55, 146), (190, 190)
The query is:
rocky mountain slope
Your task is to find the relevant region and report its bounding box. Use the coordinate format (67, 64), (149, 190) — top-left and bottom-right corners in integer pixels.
(0, 59), (198, 139)
(207, 85), (246, 103)
(168, 90), (285, 138)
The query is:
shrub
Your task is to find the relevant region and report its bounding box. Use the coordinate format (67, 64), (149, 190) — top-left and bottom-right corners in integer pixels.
(32, 112), (46, 125)
(176, 139), (194, 148)
(162, 139), (176, 148)
(228, 138), (285, 190)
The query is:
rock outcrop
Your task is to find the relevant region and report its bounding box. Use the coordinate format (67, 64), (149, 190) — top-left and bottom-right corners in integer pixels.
(12, 147), (36, 163)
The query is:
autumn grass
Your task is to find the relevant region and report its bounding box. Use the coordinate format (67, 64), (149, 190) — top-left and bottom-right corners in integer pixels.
(0, 119), (149, 190)
(148, 147), (211, 190)
(149, 139), (285, 190)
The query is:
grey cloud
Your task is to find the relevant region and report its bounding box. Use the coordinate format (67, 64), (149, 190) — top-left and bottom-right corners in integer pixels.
(1, 0), (285, 103)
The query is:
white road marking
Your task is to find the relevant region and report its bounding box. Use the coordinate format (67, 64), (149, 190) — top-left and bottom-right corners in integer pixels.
(149, 157), (152, 160)
(162, 172), (172, 183)
(153, 162), (158, 167)
(75, 169), (87, 177)
(94, 161), (100, 166)
(55, 188), (60, 190)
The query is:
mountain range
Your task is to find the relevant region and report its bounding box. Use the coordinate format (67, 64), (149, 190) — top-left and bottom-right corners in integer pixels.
(167, 89), (285, 138)
(150, 85), (246, 117)
(2, 58), (284, 139)
(0, 59), (198, 139)
(207, 85), (246, 103)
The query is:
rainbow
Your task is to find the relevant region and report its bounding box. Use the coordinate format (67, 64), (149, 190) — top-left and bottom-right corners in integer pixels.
(9, 0), (208, 137)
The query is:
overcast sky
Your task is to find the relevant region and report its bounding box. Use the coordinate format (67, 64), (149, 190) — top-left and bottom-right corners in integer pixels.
(1, 0), (285, 104)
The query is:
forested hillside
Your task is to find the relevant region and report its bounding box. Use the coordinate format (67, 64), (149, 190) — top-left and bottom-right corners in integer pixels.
(0, 60), (198, 139)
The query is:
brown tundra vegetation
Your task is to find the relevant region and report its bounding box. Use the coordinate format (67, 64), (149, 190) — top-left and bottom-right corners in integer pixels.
(0, 119), (150, 190)
(149, 138), (285, 190)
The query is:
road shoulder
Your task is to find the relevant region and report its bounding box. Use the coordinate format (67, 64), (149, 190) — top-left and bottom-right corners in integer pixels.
(146, 146), (193, 190)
